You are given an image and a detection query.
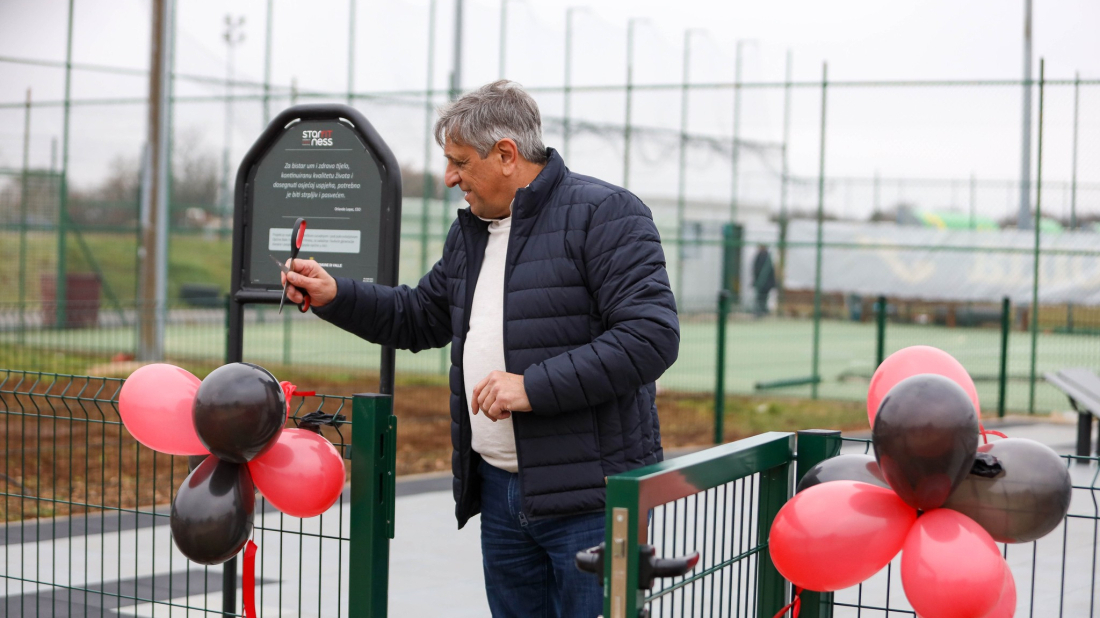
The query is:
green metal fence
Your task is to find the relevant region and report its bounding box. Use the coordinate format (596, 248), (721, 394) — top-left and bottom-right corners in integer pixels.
(0, 368), (396, 617)
(601, 432), (795, 618)
(603, 429), (1100, 617)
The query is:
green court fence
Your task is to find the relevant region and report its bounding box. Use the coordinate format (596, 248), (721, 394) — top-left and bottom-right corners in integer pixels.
(601, 429), (1100, 617)
(0, 368), (397, 617)
(3, 7), (1100, 444)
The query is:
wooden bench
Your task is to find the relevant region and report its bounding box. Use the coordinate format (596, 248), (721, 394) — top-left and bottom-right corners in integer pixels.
(1045, 368), (1100, 457)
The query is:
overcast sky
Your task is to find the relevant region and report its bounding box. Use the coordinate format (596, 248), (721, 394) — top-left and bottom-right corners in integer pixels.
(1, 0), (1098, 220)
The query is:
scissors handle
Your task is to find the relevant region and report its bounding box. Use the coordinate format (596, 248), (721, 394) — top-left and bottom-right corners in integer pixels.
(291, 218), (307, 259)
(289, 218), (309, 312)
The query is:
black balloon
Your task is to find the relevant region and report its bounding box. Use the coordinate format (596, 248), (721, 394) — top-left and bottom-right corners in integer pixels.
(170, 456), (255, 565)
(797, 454), (889, 493)
(872, 373), (979, 511)
(944, 438), (1072, 543)
(192, 363), (285, 463)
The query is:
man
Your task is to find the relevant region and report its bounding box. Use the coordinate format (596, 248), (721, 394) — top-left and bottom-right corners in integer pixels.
(282, 80), (679, 617)
(752, 244), (776, 317)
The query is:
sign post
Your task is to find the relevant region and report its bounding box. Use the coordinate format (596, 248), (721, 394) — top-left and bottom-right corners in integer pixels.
(226, 104), (402, 615)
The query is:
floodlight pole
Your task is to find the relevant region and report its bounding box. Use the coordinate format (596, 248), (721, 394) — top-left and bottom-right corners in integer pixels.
(1017, 0), (1032, 230)
(222, 15), (245, 228)
(623, 18), (644, 189)
(729, 40), (745, 223)
(138, 0), (172, 361)
(676, 29), (702, 305)
(348, 0), (356, 104)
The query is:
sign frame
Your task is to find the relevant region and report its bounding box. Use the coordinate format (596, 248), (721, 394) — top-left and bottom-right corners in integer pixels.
(230, 104), (402, 305)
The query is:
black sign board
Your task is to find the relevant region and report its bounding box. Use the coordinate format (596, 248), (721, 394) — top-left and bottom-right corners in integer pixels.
(232, 105), (400, 299)
(227, 104), (402, 388)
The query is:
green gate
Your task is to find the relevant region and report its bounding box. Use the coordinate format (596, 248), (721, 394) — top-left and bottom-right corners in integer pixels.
(602, 429), (1100, 617)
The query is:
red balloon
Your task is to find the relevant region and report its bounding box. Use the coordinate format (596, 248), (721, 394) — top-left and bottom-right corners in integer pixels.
(868, 346), (980, 427)
(901, 509), (1006, 618)
(982, 567), (1017, 618)
(918, 567), (1016, 618)
(119, 363), (208, 456)
(769, 481), (917, 591)
(247, 429), (346, 518)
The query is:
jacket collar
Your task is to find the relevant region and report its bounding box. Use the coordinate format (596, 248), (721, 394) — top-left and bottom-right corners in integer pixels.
(509, 148), (566, 220)
(456, 148), (565, 222)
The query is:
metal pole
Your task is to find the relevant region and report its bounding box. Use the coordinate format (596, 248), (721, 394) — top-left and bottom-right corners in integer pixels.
(675, 30), (696, 306)
(875, 295), (886, 368)
(263, 0), (273, 123)
(1070, 71), (1079, 229)
(421, 0), (437, 277)
(1018, 0), (1032, 229)
(810, 63), (828, 400)
(777, 49), (792, 313)
(450, 0), (464, 101)
(57, 0), (75, 328)
(222, 15), (245, 229)
(623, 19), (642, 189)
(563, 7), (581, 162)
(348, 0), (356, 105)
(498, 0), (508, 79)
(1027, 58), (1044, 415)
(19, 89), (30, 344)
(998, 297), (1010, 418)
(139, 0), (167, 360)
(714, 290), (731, 444)
(162, 0), (177, 346)
(348, 394), (397, 617)
(874, 170), (881, 213)
(794, 429), (841, 618)
(444, 0), (464, 248)
(729, 40), (744, 223)
(969, 172), (976, 229)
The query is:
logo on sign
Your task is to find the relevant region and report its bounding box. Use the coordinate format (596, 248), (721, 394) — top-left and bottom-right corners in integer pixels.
(301, 129), (334, 147)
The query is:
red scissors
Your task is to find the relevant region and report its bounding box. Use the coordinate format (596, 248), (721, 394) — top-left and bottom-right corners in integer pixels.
(271, 217), (309, 313)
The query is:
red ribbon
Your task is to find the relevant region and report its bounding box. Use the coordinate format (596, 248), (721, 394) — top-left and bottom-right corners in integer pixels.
(244, 540), (258, 618)
(771, 586), (802, 618)
(979, 423), (1008, 444)
(280, 381), (316, 419)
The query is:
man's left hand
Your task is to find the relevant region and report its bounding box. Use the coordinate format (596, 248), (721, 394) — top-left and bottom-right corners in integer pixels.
(472, 371), (531, 422)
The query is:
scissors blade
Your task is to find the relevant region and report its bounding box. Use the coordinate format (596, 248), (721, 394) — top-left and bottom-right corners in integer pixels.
(271, 254), (290, 313)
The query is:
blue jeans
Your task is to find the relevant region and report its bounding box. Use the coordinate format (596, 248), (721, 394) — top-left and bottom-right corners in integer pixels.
(478, 460), (605, 618)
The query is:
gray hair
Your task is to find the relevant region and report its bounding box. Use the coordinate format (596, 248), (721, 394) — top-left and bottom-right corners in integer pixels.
(434, 80), (549, 164)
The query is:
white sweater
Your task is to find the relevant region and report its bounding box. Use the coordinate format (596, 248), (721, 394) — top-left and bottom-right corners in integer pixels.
(462, 216), (518, 472)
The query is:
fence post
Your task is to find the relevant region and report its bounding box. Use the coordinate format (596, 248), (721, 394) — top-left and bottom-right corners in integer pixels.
(998, 297), (1011, 418)
(1027, 58), (1045, 416)
(715, 290), (732, 444)
(349, 393), (397, 618)
(874, 295), (887, 368)
(755, 457), (793, 617)
(604, 479), (643, 618)
(810, 62), (828, 400)
(794, 430), (842, 618)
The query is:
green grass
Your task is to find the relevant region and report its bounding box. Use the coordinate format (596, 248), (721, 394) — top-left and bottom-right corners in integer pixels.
(2, 230), (234, 303)
(2, 311), (1096, 414)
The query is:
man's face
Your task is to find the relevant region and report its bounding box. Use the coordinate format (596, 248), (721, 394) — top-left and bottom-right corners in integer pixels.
(443, 138), (512, 219)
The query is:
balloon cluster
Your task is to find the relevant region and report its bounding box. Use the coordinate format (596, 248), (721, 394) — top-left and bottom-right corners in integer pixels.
(119, 363), (346, 565)
(770, 346), (1073, 618)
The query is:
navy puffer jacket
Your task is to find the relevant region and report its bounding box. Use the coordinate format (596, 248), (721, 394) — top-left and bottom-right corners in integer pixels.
(313, 149), (679, 527)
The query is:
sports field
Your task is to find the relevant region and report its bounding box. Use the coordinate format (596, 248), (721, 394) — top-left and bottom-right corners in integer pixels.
(2, 309), (1094, 414)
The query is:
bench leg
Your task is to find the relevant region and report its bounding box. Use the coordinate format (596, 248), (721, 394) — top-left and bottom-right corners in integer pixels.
(1076, 412), (1093, 459)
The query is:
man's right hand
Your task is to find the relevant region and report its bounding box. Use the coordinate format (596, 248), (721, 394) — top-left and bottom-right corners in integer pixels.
(282, 259), (337, 308)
